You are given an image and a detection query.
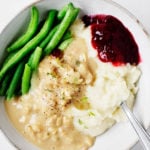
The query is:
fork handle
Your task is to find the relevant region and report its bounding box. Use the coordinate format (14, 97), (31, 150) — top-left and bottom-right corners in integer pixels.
(121, 102), (150, 150)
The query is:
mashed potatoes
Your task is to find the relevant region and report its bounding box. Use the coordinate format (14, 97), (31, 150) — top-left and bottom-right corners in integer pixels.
(5, 19), (141, 150)
(69, 20), (141, 137)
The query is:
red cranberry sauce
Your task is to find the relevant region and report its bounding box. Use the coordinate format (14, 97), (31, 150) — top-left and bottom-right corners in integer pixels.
(52, 49), (63, 58)
(82, 15), (141, 66)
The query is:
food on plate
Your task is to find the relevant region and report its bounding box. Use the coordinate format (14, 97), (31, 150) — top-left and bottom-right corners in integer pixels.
(0, 2), (141, 150)
(64, 18), (141, 137)
(82, 15), (140, 65)
(0, 3), (79, 98)
(7, 6), (39, 52)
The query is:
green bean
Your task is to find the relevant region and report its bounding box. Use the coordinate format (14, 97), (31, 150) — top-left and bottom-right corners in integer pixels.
(22, 47), (42, 94)
(7, 6), (39, 52)
(1, 52), (15, 68)
(40, 25), (71, 49)
(6, 62), (25, 100)
(21, 64), (32, 94)
(0, 9), (57, 81)
(58, 38), (73, 51)
(30, 47), (42, 70)
(0, 74), (11, 96)
(61, 30), (72, 41)
(70, 8), (79, 24)
(57, 2), (74, 21)
(40, 24), (59, 49)
(27, 53), (34, 67)
(44, 7), (79, 55)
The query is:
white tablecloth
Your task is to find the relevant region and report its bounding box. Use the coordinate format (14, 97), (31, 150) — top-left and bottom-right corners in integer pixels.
(0, 0), (150, 149)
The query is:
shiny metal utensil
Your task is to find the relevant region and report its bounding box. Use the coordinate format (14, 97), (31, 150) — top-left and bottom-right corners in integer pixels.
(121, 101), (150, 150)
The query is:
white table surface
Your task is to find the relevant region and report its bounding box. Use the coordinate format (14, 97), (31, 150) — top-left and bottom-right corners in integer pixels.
(0, 0), (150, 149)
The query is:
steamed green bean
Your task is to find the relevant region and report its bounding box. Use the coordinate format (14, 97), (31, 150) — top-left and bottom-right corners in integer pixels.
(7, 6), (39, 52)
(0, 9), (57, 81)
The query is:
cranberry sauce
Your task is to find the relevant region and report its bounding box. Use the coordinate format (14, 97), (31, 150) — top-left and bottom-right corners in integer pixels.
(82, 15), (140, 66)
(52, 49), (63, 58)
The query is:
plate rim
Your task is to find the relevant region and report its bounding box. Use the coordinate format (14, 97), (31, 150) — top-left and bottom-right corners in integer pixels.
(0, 0), (150, 150)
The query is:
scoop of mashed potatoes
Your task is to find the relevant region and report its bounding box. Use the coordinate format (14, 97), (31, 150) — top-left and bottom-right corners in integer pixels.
(67, 20), (141, 137)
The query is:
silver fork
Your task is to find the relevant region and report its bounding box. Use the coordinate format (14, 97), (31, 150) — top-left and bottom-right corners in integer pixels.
(121, 101), (150, 150)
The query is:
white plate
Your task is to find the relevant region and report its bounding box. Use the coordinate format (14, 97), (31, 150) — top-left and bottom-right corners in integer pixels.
(0, 0), (150, 150)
